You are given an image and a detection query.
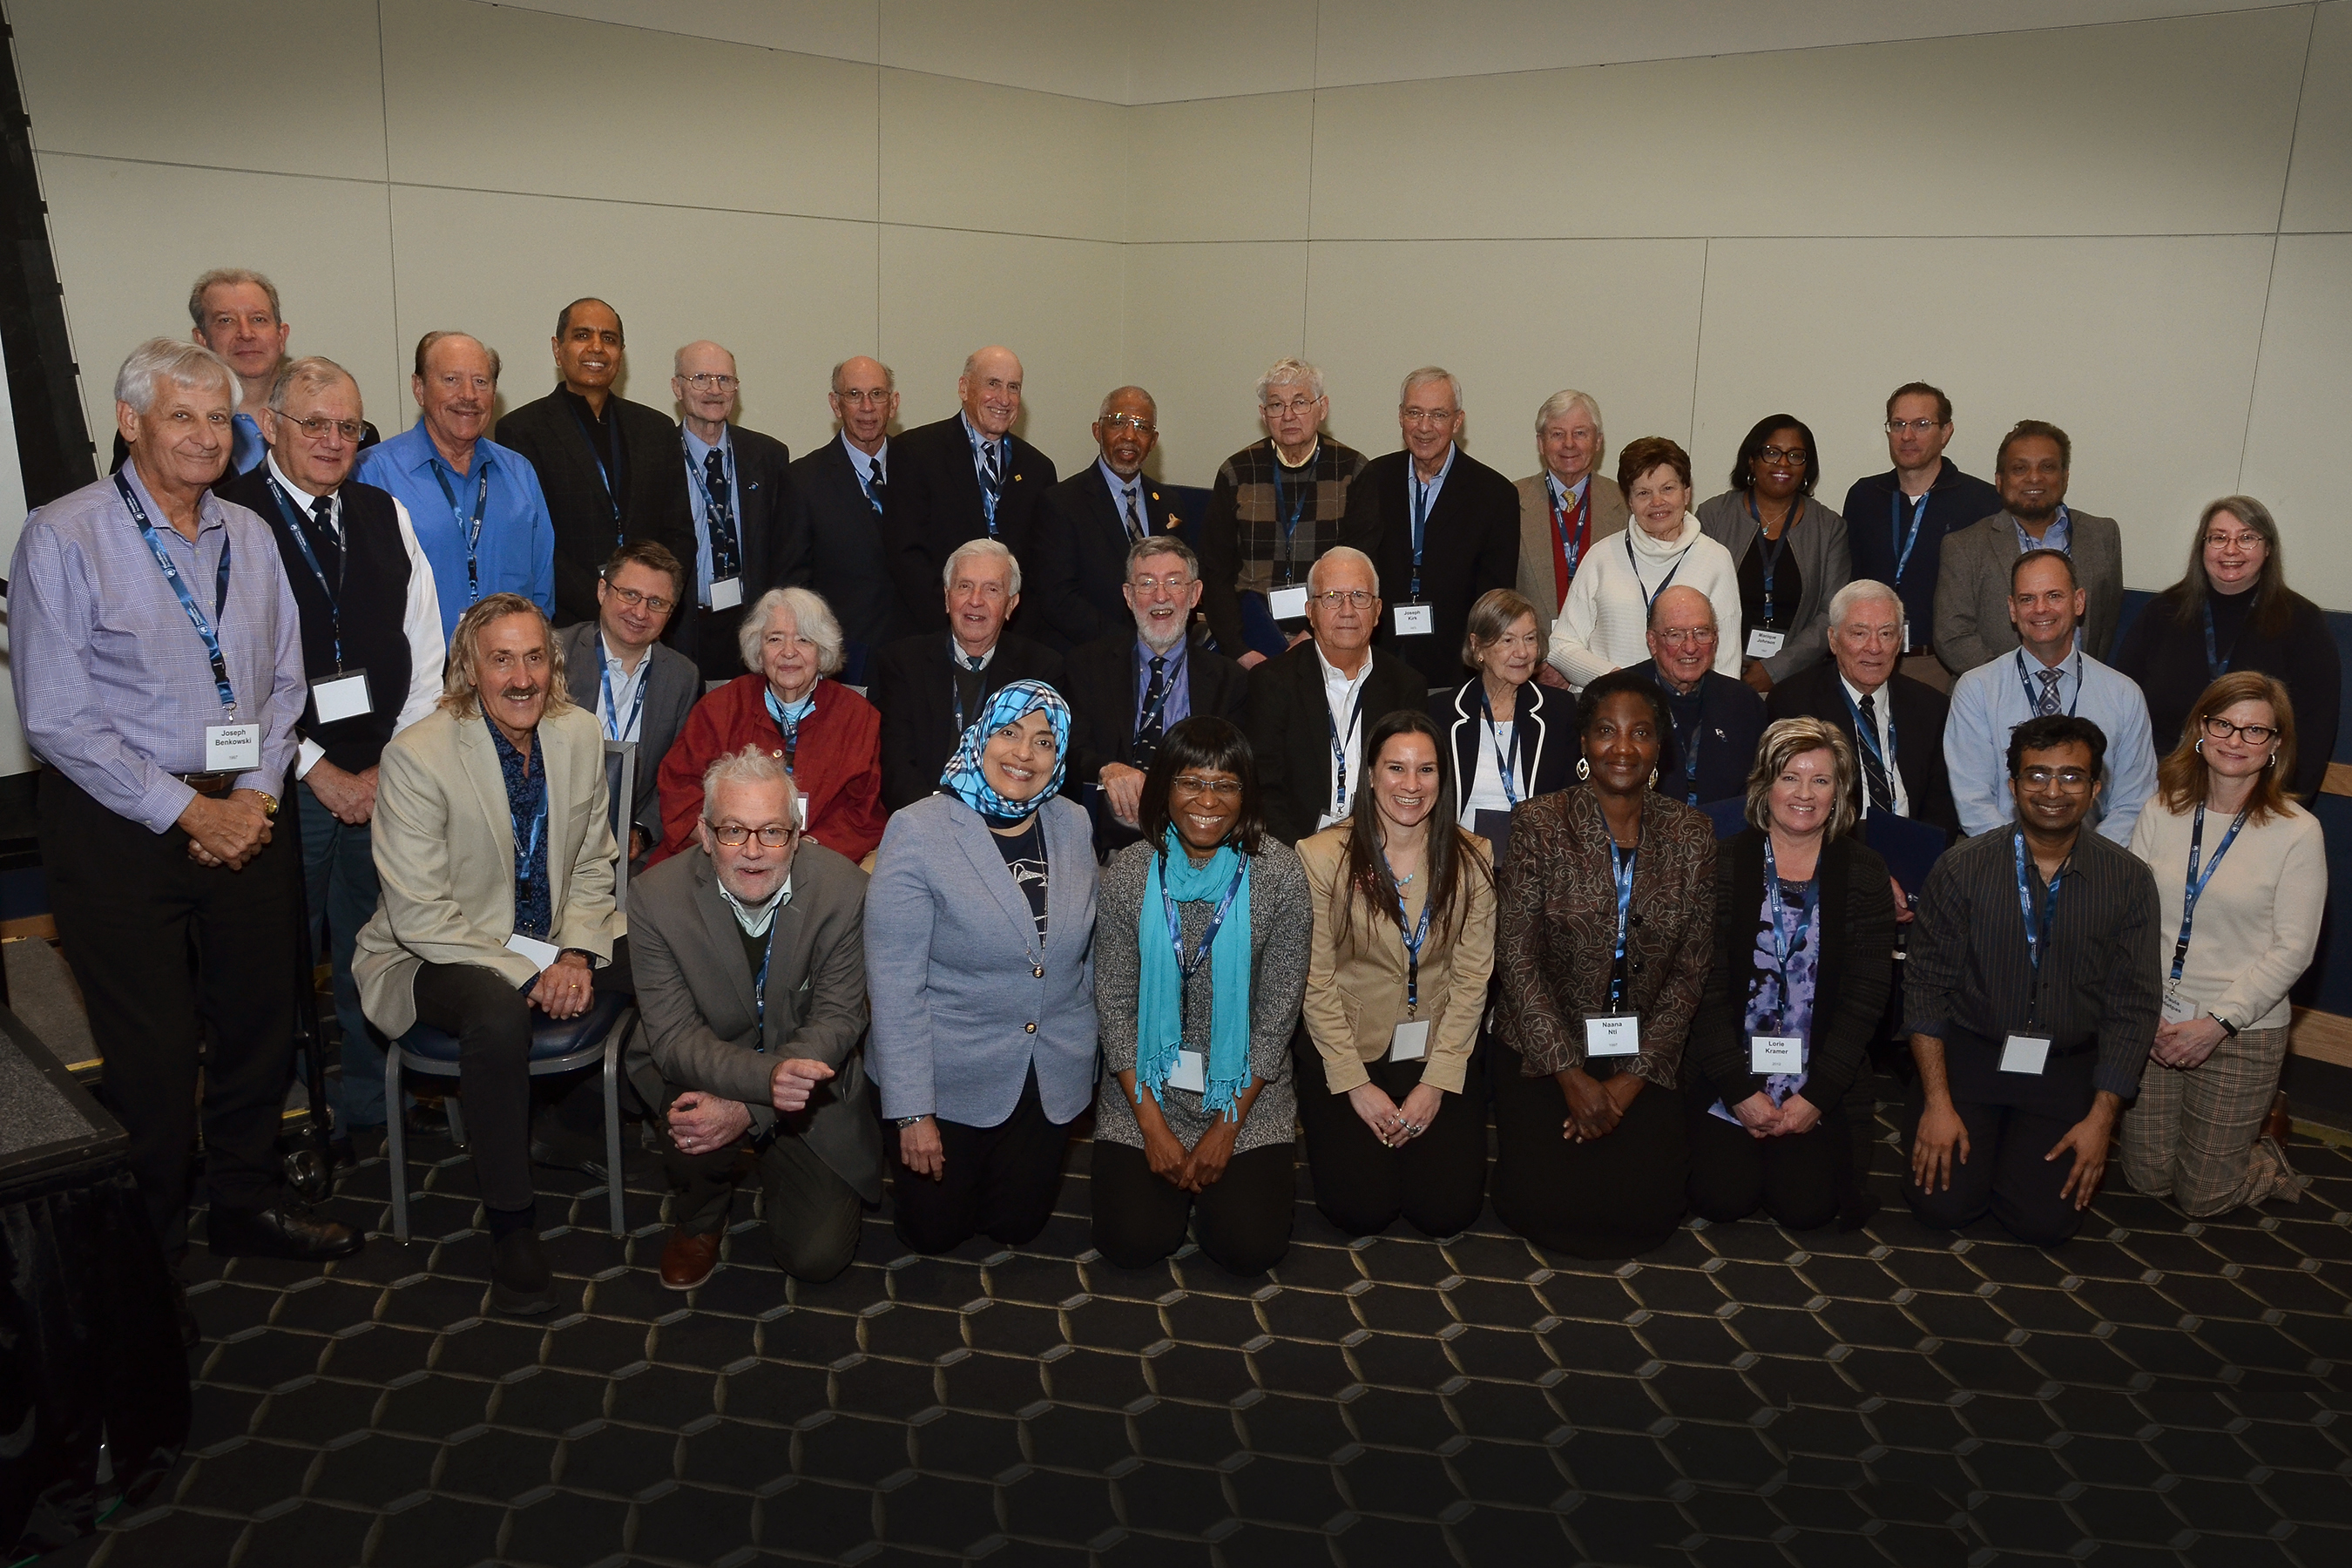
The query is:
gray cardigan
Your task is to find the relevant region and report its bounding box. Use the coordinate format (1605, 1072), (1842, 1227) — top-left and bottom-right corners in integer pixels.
(1091, 837), (1312, 1156)
(1694, 490), (1848, 682)
(863, 791), (1100, 1127)
(1931, 507), (2124, 674)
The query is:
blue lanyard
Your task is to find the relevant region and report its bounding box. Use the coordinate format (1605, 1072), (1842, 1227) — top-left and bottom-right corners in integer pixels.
(1408, 469), (1436, 601)
(950, 644), (986, 734)
(753, 919), (777, 1041)
(428, 458), (492, 603)
(266, 478), (348, 669)
(766, 686), (812, 768)
(969, 429), (1003, 533)
(1135, 644), (1187, 739)
(1608, 841), (1637, 1011)
(1551, 477), (1590, 579)
(2171, 802), (2248, 983)
(1626, 531), (1691, 610)
(1382, 853), (1436, 1016)
(567, 401), (625, 542)
(1661, 687), (1702, 805)
(1891, 489), (1929, 585)
(2012, 647), (2082, 719)
(1327, 679), (1368, 814)
(1273, 459), (1309, 573)
(2012, 829), (2065, 1027)
(1161, 857), (1247, 1024)
(1747, 493), (1795, 626)
(2200, 598), (2247, 683)
(686, 434), (741, 573)
(857, 453), (885, 515)
(595, 634), (649, 742)
(1838, 683), (1897, 805)
(515, 794), (547, 886)
(119, 475), (237, 717)
(1477, 685), (1519, 807)
(1761, 835), (1819, 1032)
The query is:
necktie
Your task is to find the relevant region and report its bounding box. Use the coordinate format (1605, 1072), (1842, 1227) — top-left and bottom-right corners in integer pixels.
(308, 493), (341, 576)
(863, 463), (885, 515)
(1138, 654), (1167, 765)
(980, 442), (1004, 535)
(703, 447), (740, 581)
(1122, 484), (1144, 544)
(2037, 668), (2063, 716)
(1856, 693), (1894, 813)
(230, 413), (265, 476)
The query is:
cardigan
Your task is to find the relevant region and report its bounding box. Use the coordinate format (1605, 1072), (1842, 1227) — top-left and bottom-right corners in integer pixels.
(2126, 796), (2326, 1033)
(1685, 828), (1895, 1115)
(1546, 511), (1743, 686)
(1199, 436), (1369, 658)
(2110, 584), (2341, 801)
(1693, 490), (1850, 683)
(650, 675), (887, 866)
(1493, 785), (1717, 1086)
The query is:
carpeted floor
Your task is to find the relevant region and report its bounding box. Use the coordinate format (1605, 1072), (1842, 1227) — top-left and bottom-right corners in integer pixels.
(35, 1079), (2352, 1568)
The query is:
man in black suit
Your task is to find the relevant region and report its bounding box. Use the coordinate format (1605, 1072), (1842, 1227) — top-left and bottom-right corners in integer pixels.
(493, 297), (694, 626)
(1245, 546), (1426, 843)
(1767, 578), (1960, 845)
(867, 537), (1064, 812)
(1065, 536), (1247, 850)
(781, 355), (906, 686)
(1030, 386), (1181, 652)
(557, 541), (703, 862)
(1634, 585), (1767, 809)
(879, 345), (1058, 632)
(672, 339), (792, 682)
(1345, 367), (1519, 690)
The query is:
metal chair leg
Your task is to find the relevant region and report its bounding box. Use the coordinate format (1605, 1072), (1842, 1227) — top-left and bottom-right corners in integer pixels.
(603, 1017), (628, 1237)
(385, 1048), (409, 1242)
(443, 1095), (466, 1150)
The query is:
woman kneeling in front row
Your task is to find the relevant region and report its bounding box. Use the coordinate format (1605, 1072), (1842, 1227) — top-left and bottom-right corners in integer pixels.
(1091, 718), (1311, 1275)
(1297, 711), (1496, 1239)
(1686, 719), (1893, 1232)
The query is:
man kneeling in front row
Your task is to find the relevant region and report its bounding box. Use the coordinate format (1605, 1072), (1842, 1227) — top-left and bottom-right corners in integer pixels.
(628, 746), (883, 1288)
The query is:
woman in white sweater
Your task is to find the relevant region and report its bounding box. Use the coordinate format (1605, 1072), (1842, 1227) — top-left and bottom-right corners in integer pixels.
(1547, 436), (1742, 686)
(2122, 671), (2324, 1215)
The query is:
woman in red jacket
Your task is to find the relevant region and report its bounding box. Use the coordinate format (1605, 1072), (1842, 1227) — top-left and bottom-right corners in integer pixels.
(653, 587), (888, 865)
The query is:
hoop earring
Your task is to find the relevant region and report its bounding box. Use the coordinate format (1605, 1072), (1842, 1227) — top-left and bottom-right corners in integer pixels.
(2268, 752), (2278, 768)
(2194, 737), (2205, 754)
(1576, 757), (1591, 781)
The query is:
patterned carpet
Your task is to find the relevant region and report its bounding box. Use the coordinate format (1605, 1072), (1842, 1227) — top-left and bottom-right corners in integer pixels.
(37, 1078), (2352, 1568)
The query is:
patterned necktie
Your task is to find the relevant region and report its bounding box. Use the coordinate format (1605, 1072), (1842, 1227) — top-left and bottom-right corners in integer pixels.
(703, 447), (740, 581)
(2037, 668), (2063, 716)
(863, 463), (885, 515)
(1856, 692), (1894, 813)
(980, 442), (1004, 534)
(307, 493), (341, 577)
(1137, 654), (1168, 765)
(1122, 484), (1144, 544)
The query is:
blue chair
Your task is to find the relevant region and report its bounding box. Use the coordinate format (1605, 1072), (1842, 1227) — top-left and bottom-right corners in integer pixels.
(382, 740), (640, 1241)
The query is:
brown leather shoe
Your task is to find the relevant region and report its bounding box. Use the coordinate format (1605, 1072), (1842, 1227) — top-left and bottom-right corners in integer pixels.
(659, 1228), (723, 1291)
(2263, 1091), (2293, 1146)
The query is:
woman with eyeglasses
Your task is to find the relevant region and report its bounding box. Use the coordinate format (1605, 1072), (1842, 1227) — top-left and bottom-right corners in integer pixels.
(1548, 437), (1742, 688)
(1493, 669), (1716, 1260)
(865, 680), (1098, 1254)
(1296, 710), (1496, 1239)
(654, 586), (888, 868)
(1696, 415), (1848, 695)
(1429, 589), (1577, 858)
(1090, 718), (1312, 1274)
(2120, 672), (2324, 1215)
(2112, 497), (2339, 801)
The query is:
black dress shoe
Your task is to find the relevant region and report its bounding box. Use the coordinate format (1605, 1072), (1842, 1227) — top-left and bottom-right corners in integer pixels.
(207, 1200), (366, 1261)
(530, 1137), (611, 1185)
(170, 1277), (199, 1349)
(407, 1103), (451, 1142)
(490, 1229), (557, 1315)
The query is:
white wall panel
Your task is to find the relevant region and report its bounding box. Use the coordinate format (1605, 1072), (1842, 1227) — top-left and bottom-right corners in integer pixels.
(2240, 234), (2352, 611)
(2282, 2), (2352, 233)
(492, 0), (882, 61)
(1119, 242), (1310, 484)
(879, 70), (1125, 242)
(1126, 1), (1317, 104)
(879, 0), (1129, 103)
(1125, 93), (1316, 244)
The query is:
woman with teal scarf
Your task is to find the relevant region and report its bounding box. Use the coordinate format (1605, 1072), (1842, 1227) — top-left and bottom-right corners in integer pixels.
(1090, 717), (1312, 1276)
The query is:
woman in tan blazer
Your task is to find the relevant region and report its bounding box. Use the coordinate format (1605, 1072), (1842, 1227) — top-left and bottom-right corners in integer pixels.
(1296, 709), (1496, 1239)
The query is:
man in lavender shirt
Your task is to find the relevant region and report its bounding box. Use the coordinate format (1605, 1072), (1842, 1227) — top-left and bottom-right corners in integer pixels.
(10, 339), (362, 1308)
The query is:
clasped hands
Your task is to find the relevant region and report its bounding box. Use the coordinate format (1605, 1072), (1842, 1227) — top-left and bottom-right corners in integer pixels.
(1555, 1066), (1646, 1143)
(671, 1058), (835, 1157)
(1727, 1090), (1822, 1141)
(178, 787), (273, 869)
(1347, 1080), (1443, 1150)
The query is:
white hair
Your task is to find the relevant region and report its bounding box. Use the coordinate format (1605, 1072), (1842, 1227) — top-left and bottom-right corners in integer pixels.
(1308, 544), (1379, 598)
(700, 745), (801, 823)
(1533, 389), (1605, 444)
(738, 586), (846, 678)
(943, 535), (1023, 598)
(1828, 578), (1904, 625)
(114, 338), (238, 415)
(1256, 357), (1325, 404)
(1398, 365), (1462, 410)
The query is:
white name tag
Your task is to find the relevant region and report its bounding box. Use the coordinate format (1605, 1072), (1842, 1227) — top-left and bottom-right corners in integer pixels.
(205, 723), (261, 772)
(1749, 1033), (1804, 1073)
(505, 931), (563, 970)
(1389, 1019), (1430, 1062)
(1744, 629), (1786, 659)
(1393, 604), (1435, 637)
(1583, 1013), (1640, 1057)
(710, 576), (743, 611)
(794, 794), (808, 827)
(1166, 1048), (1206, 1093)
(1902, 618), (1914, 652)
(310, 669), (372, 725)
(1267, 585), (1309, 622)
(1999, 1032), (2052, 1076)
(2161, 990), (2199, 1025)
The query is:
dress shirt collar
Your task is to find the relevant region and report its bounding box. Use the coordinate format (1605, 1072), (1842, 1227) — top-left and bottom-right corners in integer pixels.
(263, 454), (341, 533)
(1839, 672), (1888, 713)
(1274, 438), (1320, 470)
(2013, 504), (2072, 555)
(1546, 471), (1591, 509)
(1315, 641), (1372, 693)
(950, 636), (997, 672)
(681, 422), (730, 465)
(719, 873), (792, 936)
(400, 417), (493, 482)
(1409, 443), (1458, 497)
(841, 432), (883, 481)
(559, 384), (612, 431)
(122, 458), (226, 541)
(1097, 457), (1141, 506)
(959, 410), (1003, 456)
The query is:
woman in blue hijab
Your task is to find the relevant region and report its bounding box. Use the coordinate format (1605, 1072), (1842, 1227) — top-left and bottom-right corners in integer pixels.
(864, 680), (1102, 1254)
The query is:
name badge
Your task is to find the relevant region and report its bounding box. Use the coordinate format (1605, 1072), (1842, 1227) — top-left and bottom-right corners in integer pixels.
(1389, 1019), (1431, 1062)
(1583, 1013), (1640, 1057)
(1393, 604), (1435, 637)
(1902, 618), (1913, 652)
(1749, 1033), (1803, 1073)
(505, 931), (563, 970)
(205, 723), (261, 772)
(310, 669), (373, 725)
(1267, 585), (1309, 623)
(1998, 1032), (2052, 1076)
(2161, 989), (2199, 1025)
(794, 794), (809, 827)
(1166, 1048), (1206, 1093)
(1744, 629), (1787, 659)
(710, 576), (743, 611)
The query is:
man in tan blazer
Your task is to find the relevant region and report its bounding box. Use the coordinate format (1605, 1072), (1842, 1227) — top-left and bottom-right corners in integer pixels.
(625, 745), (882, 1289)
(357, 592), (624, 1316)
(1513, 389), (1628, 665)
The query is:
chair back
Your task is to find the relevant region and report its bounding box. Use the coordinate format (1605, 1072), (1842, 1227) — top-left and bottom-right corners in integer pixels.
(603, 740), (637, 909)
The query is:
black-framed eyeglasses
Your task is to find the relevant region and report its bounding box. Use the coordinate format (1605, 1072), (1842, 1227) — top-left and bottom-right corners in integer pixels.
(605, 583), (676, 615)
(280, 413), (364, 442)
(2201, 715), (2280, 745)
(1756, 445), (1809, 467)
(712, 822), (795, 847)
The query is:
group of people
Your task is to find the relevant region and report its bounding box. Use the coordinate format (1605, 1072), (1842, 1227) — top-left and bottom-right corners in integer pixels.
(11, 267), (2333, 1333)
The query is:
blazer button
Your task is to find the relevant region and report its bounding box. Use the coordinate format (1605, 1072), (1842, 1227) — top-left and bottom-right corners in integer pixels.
(1024, 1022), (1037, 1034)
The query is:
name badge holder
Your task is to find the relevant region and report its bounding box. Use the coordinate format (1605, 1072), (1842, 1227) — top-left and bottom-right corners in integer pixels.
(2002, 829), (2065, 1077)
(710, 577), (744, 612)
(1393, 604), (1435, 637)
(505, 932), (563, 970)
(1585, 839), (1641, 1058)
(1267, 585), (1309, 623)
(1748, 835), (1817, 1077)
(1743, 628), (1786, 659)
(2160, 991), (2199, 1026)
(310, 670), (373, 725)
(1167, 1049), (1207, 1092)
(1389, 1018), (1431, 1062)
(1584, 1012), (1640, 1057)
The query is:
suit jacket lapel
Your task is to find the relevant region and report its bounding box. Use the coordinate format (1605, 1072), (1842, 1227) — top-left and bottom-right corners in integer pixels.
(693, 855), (760, 1031)
(455, 717), (514, 867)
(561, 623), (597, 710)
(954, 804), (1040, 954)
(1040, 803), (1086, 962)
(1520, 681), (1548, 788)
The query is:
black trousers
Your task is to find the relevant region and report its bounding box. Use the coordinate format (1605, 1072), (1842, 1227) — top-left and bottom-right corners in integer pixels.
(1686, 1094), (1850, 1232)
(654, 1078), (864, 1281)
(1294, 1031), (1486, 1240)
(40, 772), (302, 1251)
(1902, 1089), (2086, 1247)
(889, 1064), (1073, 1254)
(1492, 1062), (1687, 1260)
(1090, 1138), (1295, 1275)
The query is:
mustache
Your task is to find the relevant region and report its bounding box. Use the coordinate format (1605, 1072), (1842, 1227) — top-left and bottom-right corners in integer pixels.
(497, 683), (543, 701)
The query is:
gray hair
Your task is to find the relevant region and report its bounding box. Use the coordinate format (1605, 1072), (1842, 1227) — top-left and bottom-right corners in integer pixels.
(700, 744), (801, 824)
(1127, 534), (1198, 578)
(829, 356), (896, 394)
(267, 355), (359, 415)
(943, 536), (1023, 598)
(1533, 389), (1605, 444)
(1827, 578), (1903, 626)
(1308, 544), (1379, 598)
(1098, 385), (1156, 421)
(114, 337), (238, 415)
(738, 586), (847, 678)
(1256, 357), (1324, 404)
(1399, 365), (1462, 410)
(186, 267), (280, 328)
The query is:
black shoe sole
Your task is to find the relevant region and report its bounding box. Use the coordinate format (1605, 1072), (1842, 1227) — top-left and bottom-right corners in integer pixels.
(207, 1228), (366, 1261)
(490, 1282), (558, 1315)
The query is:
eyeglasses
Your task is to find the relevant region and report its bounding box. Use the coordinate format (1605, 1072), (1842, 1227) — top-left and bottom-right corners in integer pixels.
(2018, 767), (2094, 789)
(679, 374), (738, 392)
(712, 822), (795, 847)
(1401, 407), (1458, 428)
(1654, 626), (1718, 645)
(1884, 417), (1946, 436)
(2201, 715), (2280, 745)
(1100, 413), (1157, 436)
(1756, 445), (1809, 467)
(1312, 589), (1375, 609)
(605, 583), (676, 615)
(1261, 395), (1320, 416)
(835, 388), (892, 406)
(1127, 572), (1193, 592)
(1172, 775), (1243, 800)
(280, 414), (364, 443)
(2204, 530), (2265, 552)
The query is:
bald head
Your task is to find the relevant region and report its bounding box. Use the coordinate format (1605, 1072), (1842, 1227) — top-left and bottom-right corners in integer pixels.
(672, 340), (739, 438)
(1646, 585), (1720, 694)
(830, 355), (897, 454)
(959, 345), (1024, 439)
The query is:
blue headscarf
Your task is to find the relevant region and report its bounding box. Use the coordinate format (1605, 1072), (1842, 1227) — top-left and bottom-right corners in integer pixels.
(938, 679), (1071, 822)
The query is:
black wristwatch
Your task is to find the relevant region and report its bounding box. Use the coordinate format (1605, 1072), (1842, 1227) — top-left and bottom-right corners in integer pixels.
(894, 1114), (933, 1129)
(2207, 1012), (2240, 1039)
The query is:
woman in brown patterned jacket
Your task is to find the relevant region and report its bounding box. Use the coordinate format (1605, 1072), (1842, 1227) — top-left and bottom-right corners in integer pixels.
(1494, 667), (1719, 1260)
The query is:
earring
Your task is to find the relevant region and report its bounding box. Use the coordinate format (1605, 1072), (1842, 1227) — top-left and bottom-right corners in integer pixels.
(2195, 737), (2205, 754)
(1649, 768), (1659, 788)
(1576, 757), (1591, 781)
(2268, 752), (2278, 768)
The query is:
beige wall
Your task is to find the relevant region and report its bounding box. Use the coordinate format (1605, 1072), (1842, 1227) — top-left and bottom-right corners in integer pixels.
(11, 0), (2352, 615)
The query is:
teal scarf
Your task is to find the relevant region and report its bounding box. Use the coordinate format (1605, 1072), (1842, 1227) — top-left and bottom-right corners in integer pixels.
(1135, 830), (1254, 1119)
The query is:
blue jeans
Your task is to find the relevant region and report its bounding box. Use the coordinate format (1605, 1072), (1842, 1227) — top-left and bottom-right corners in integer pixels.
(299, 779), (390, 1130)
